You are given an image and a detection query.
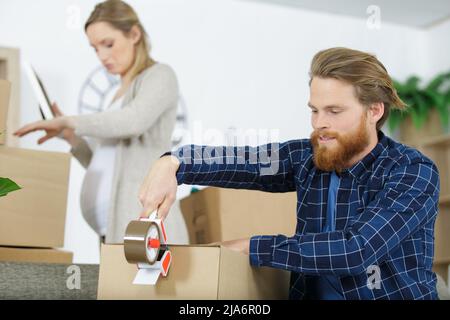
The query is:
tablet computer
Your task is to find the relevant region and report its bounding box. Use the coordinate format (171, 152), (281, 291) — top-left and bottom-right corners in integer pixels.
(24, 62), (54, 120)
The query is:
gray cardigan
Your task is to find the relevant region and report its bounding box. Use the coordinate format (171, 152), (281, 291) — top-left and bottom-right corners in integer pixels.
(71, 63), (179, 243)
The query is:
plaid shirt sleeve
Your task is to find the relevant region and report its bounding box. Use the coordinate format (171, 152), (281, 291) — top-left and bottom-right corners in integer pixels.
(171, 141), (302, 192)
(249, 157), (440, 276)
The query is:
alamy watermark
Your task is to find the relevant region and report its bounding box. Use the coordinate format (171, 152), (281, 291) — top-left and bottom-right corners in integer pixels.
(66, 4), (81, 31)
(367, 5), (381, 30)
(66, 265), (81, 290)
(171, 121), (282, 176)
(367, 264), (381, 290)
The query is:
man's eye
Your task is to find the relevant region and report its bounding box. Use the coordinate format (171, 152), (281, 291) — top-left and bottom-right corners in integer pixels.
(106, 43), (113, 48)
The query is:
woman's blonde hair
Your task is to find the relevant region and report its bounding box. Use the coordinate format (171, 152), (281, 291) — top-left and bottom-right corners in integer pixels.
(85, 0), (155, 81)
(310, 47), (407, 131)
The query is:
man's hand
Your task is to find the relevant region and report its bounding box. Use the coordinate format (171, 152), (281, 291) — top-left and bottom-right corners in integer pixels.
(139, 155), (180, 220)
(221, 238), (250, 255)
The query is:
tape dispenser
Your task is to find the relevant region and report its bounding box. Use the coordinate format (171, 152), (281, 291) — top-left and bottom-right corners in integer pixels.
(123, 211), (172, 285)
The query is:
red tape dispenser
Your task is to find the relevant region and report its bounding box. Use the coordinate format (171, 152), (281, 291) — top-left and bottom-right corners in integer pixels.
(123, 211), (172, 285)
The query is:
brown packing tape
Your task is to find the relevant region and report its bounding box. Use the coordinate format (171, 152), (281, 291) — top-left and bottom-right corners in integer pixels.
(124, 220), (160, 265)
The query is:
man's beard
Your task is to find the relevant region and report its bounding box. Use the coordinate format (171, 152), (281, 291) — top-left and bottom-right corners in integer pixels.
(310, 114), (369, 173)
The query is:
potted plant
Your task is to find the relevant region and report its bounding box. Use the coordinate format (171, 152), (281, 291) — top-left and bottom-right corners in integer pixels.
(388, 71), (450, 143)
(0, 177), (21, 197)
(0, 132), (21, 197)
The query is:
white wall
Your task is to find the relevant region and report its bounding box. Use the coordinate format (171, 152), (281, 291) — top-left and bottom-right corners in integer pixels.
(0, 0), (447, 263)
(424, 18), (450, 80)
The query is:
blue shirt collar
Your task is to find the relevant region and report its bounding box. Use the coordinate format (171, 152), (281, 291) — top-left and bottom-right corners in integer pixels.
(340, 130), (388, 181)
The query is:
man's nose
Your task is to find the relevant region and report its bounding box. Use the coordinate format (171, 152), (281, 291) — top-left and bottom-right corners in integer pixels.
(313, 112), (330, 130)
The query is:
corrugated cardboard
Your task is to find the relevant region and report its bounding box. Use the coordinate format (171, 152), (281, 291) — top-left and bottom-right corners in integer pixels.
(433, 263), (449, 284)
(0, 79), (11, 145)
(180, 187), (297, 244)
(0, 246), (73, 264)
(0, 47), (21, 147)
(97, 244), (290, 300)
(0, 146), (71, 248)
(434, 205), (450, 263)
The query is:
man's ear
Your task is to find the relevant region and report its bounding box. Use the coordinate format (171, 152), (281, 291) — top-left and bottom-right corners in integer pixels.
(128, 25), (142, 45)
(368, 102), (384, 124)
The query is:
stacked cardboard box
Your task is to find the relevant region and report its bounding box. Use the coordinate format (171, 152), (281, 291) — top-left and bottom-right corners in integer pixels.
(179, 187), (297, 244)
(0, 79), (72, 264)
(0, 47), (20, 146)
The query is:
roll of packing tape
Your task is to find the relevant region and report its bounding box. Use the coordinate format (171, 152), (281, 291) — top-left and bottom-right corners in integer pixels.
(124, 219), (161, 265)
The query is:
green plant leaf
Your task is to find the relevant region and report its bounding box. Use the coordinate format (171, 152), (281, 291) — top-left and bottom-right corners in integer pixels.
(388, 110), (401, 132)
(390, 72), (450, 132)
(424, 89), (449, 127)
(409, 108), (423, 129)
(393, 80), (406, 94)
(413, 92), (431, 128)
(404, 76), (421, 93)
(0, 178), (21, 197)
(424, 89), (445, 107)
(445, 91), (450, 106)
(426, 73), (446, 92)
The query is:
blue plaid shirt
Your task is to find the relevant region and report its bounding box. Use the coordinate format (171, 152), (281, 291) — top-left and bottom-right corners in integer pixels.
(172, 131), (439, 300)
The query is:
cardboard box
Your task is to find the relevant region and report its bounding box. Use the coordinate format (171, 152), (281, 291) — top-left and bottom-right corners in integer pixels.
(0, 246), (73, 264)
(0, 79), (11, 145)
(97, 244), (290, 300)
(433, 263), (449, 285)
(0, 146), (71, 248)
(180, 187), (297, 244)
(434, 204), (450, 263)
(0, 47), (21, 147)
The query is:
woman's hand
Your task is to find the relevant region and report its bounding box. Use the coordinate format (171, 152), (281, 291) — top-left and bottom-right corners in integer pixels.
(13, 103), (76, 145)
(50, 103), (77, 145)
(139, 155), (180, 220)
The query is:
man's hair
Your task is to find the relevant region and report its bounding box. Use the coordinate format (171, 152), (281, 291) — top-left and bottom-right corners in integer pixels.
(309, 47), (407, 131)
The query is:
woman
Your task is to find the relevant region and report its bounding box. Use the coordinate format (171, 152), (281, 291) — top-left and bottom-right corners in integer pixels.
(14, 0), (180, 244)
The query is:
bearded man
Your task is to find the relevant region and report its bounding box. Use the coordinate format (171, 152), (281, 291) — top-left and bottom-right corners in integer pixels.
(138, 47), (440, 300)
